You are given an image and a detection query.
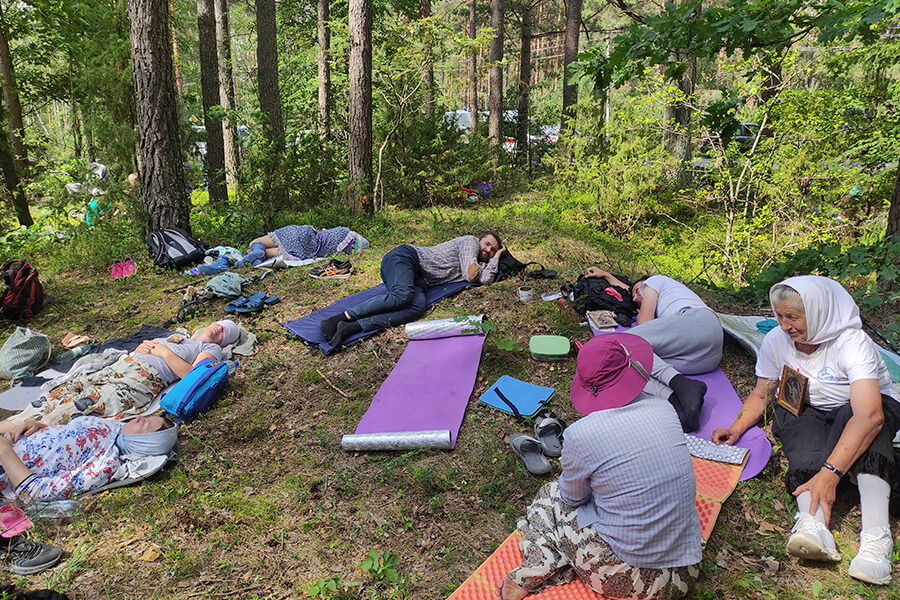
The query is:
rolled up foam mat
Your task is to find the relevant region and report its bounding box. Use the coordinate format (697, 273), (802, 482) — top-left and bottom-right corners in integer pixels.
(341, 429), (453, 451)
(404, 315), (484, 340)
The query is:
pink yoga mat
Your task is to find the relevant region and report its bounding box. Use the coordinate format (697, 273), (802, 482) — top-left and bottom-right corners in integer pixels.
(355, 335), (486, 447)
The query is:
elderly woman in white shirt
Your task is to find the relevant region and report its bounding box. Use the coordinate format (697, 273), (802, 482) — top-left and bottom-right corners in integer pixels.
(714, 276), (898, 585)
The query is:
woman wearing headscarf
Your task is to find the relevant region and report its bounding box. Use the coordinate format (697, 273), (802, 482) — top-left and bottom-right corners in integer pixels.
(7, 320), (240, 426)
(713, 275), (898, 585)
(0, 414), (178, 501)
(496, 333), (701, 600)
(235, 225), (369, 268)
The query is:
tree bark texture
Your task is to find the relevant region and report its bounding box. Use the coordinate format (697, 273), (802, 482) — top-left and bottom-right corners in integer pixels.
(215, 0), (240, 187)
(560, 0), (582, 135)
(197, 0), (227, 204)
(488, 0), (504, 160)
(419, 0), (434, 119)
(0, 117), (32, 227)
(348, 0), (373, 214)
(317, 0), (331, 140)
(467, 0), (478, 130)
(127, 0), (190, 232)
(516, 2), (532, 168)
(0, 3), (27, 175)
(887, 155), (900, 242)
(256, 0), (284, 143)
(662, 51), (696, 188)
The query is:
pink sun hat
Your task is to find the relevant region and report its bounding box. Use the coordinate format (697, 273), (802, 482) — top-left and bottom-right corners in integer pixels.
(570, 333), (654, 414)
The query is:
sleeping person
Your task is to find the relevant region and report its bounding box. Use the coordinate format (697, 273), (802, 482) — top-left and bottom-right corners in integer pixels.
(235, 225), (369, 268)
(0, 415), (178, 501)
(585, 268), (723, 432)
(7, 320), (239, 426)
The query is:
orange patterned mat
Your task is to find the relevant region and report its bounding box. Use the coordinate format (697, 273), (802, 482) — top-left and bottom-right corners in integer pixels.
(447, 456), (746, 599)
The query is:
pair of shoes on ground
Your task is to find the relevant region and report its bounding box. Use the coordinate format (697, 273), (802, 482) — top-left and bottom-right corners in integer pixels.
(225, 292), (280, 314)
(309, 259), (353, 280)
(509, 415), (566, 475)
(2, 535), (64, 575)
(109, 257), (136, 279)
(787, 513), (894, 585)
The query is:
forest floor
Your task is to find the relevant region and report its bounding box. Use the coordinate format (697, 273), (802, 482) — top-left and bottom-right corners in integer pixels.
(0, 197), (898, 600)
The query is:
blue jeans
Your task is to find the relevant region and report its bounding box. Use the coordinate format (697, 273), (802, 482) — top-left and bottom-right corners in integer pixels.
(347, 245), (428, 332)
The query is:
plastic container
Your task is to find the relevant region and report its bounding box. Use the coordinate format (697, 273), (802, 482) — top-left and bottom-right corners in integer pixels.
(56, 343), (94, 364)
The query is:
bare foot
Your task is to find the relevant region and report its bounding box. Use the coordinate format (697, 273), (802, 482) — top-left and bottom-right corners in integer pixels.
(496, 575), (529, 600)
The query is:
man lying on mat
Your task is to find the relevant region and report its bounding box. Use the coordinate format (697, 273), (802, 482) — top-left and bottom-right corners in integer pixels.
(320, 233), (505, 347)
(497, 333), (701, 600)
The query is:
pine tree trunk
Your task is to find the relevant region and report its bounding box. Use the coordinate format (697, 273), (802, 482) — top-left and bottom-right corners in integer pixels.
(348, 0), (373, 214)
(215, 0), (240, 188)
(127, 0), (190, 232)
(516, 2), (532, 169)
(488, 0), (504, 163)
(419, 0), (434, 119)
(467, 0), (478, 131)
(256, 0), (284, 143)
(0, 3), (27, 176)
(560, 0), (582, 135)
(197, 0), (227, 204)
(662, 51), (696, 189)
(68, 59), (83, 159)
(0, 115), (32, 227)
(887, 159), (900, 242)
(317, 0), (331, 141)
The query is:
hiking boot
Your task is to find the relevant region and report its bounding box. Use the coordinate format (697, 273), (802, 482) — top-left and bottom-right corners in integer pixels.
(786, 512), (841, 562)
(309, 259), (353, 280)
(3, 536), (64, 575)
(848, 527), (893, 585)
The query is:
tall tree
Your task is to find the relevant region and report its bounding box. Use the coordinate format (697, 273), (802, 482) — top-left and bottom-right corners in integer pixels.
(256, 0), (284, 143)
(215, 0), (240, 187)
(515, 0), (534, 168)
(661, 49), (696, 188)
(467, 0), (478, 130)
(348, 0), (373, 214)
(560, 0), (582, 136)
(488, 0), (504, 161)
(317, 0), (331, 141)
(419, 0), (434, 118)
(0, 113), (32, 227)
(197, 0), (227, 203)
(0, 2), (27, 176)
(127, 0), (190, 231)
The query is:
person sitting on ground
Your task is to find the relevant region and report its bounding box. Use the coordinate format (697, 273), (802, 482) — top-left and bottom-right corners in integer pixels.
(319, 233), (505, 348)
(713, 275), (898, 586)
(496, 333), (701, 600)
(235, 225), (370, 268)
(584, 268), (722, 432)
(0, 414), (178, 501)
(8, 320), (240, 426)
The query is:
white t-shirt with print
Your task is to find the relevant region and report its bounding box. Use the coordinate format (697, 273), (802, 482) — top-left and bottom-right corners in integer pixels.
(756, 327), (895, 411)
(643, 275), (708, 318)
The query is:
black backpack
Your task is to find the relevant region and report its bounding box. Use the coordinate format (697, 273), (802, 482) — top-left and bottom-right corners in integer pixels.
(1, 260), (44, 320)
(565, 274), (639, 326)
(145, 227), (207, 269)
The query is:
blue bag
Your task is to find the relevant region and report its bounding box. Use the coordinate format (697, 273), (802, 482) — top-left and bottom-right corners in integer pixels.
(160, 358), (232, 422)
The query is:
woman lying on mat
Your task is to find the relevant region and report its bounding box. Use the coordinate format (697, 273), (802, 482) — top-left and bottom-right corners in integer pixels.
(584, 267), (722, 432)
(235, 225), (369, 268)
(0, 414), (177, 501)
(713, 276), (898, 585)
(7, 320), (239, 427)
(497, 334), (701, 600)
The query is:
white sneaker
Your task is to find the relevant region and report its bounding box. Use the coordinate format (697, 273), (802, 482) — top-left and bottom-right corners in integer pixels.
(786, 512), (841, 562)
(848, 527), (893, 585)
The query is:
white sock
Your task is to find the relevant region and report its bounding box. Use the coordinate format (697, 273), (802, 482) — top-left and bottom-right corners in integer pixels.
(858, 474), (891, 532)
(796, 491), (827, 525)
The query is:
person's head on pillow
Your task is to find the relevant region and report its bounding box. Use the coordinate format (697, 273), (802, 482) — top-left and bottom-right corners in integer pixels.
(116, 415), (178, 457)
(193, 319), (239, 347)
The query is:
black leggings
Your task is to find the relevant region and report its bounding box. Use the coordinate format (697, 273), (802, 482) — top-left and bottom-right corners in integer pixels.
(772, 395), (900, 506)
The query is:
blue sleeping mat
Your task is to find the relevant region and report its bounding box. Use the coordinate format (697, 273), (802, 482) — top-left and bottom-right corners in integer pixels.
(282, 281), (471, 354)
(479, 375), (556, 419)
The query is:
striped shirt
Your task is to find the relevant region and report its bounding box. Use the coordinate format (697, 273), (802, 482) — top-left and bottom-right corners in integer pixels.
(413, 235), (500, 286)
(559, 394), (702, 568)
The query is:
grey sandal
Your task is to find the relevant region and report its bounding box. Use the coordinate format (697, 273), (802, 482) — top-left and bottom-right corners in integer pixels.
(533, 415), (564, 458)
(510, 433), (552, 475)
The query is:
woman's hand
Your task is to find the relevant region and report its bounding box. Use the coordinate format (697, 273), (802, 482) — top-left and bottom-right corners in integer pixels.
(712, 427), (739, 445)
(3, 422), (45, 443)
(134, 340), (158, 355)
(586, 267), (609, 279)
(794, 469), (840, 525)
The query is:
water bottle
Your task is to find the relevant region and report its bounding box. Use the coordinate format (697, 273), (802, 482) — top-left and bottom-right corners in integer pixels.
(27, 499), (82, 518)
(56, 343), (94, 364)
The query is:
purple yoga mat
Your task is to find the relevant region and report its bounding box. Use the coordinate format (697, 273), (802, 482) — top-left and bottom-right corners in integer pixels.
(355, 335), (486, 447)
(592, 327), (771, 481)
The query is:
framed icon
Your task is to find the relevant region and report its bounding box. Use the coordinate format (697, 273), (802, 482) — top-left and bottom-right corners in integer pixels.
(777, 365), (808, 417)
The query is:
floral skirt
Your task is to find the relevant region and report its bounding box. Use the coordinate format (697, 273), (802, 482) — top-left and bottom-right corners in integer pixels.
(10, 355), (164, 426)
(509, 482), (699, 599)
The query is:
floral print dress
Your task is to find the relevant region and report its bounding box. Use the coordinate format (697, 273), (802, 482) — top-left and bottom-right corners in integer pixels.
(0, 417), (122, 502)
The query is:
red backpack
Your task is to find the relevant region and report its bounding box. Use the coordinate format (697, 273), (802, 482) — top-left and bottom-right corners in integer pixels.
(1, 260), (44, 320)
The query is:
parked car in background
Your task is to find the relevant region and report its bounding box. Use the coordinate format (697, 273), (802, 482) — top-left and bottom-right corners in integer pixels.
(699, 122), (767, 155)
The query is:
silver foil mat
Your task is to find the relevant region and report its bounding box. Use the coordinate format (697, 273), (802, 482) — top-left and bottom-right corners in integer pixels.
(341, 430), (453, 451)
(404, 315), (484, 340)
(685, 434), (750, 465)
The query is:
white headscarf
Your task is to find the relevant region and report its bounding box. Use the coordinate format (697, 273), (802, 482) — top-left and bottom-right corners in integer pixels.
(772, 275), (861, 345)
